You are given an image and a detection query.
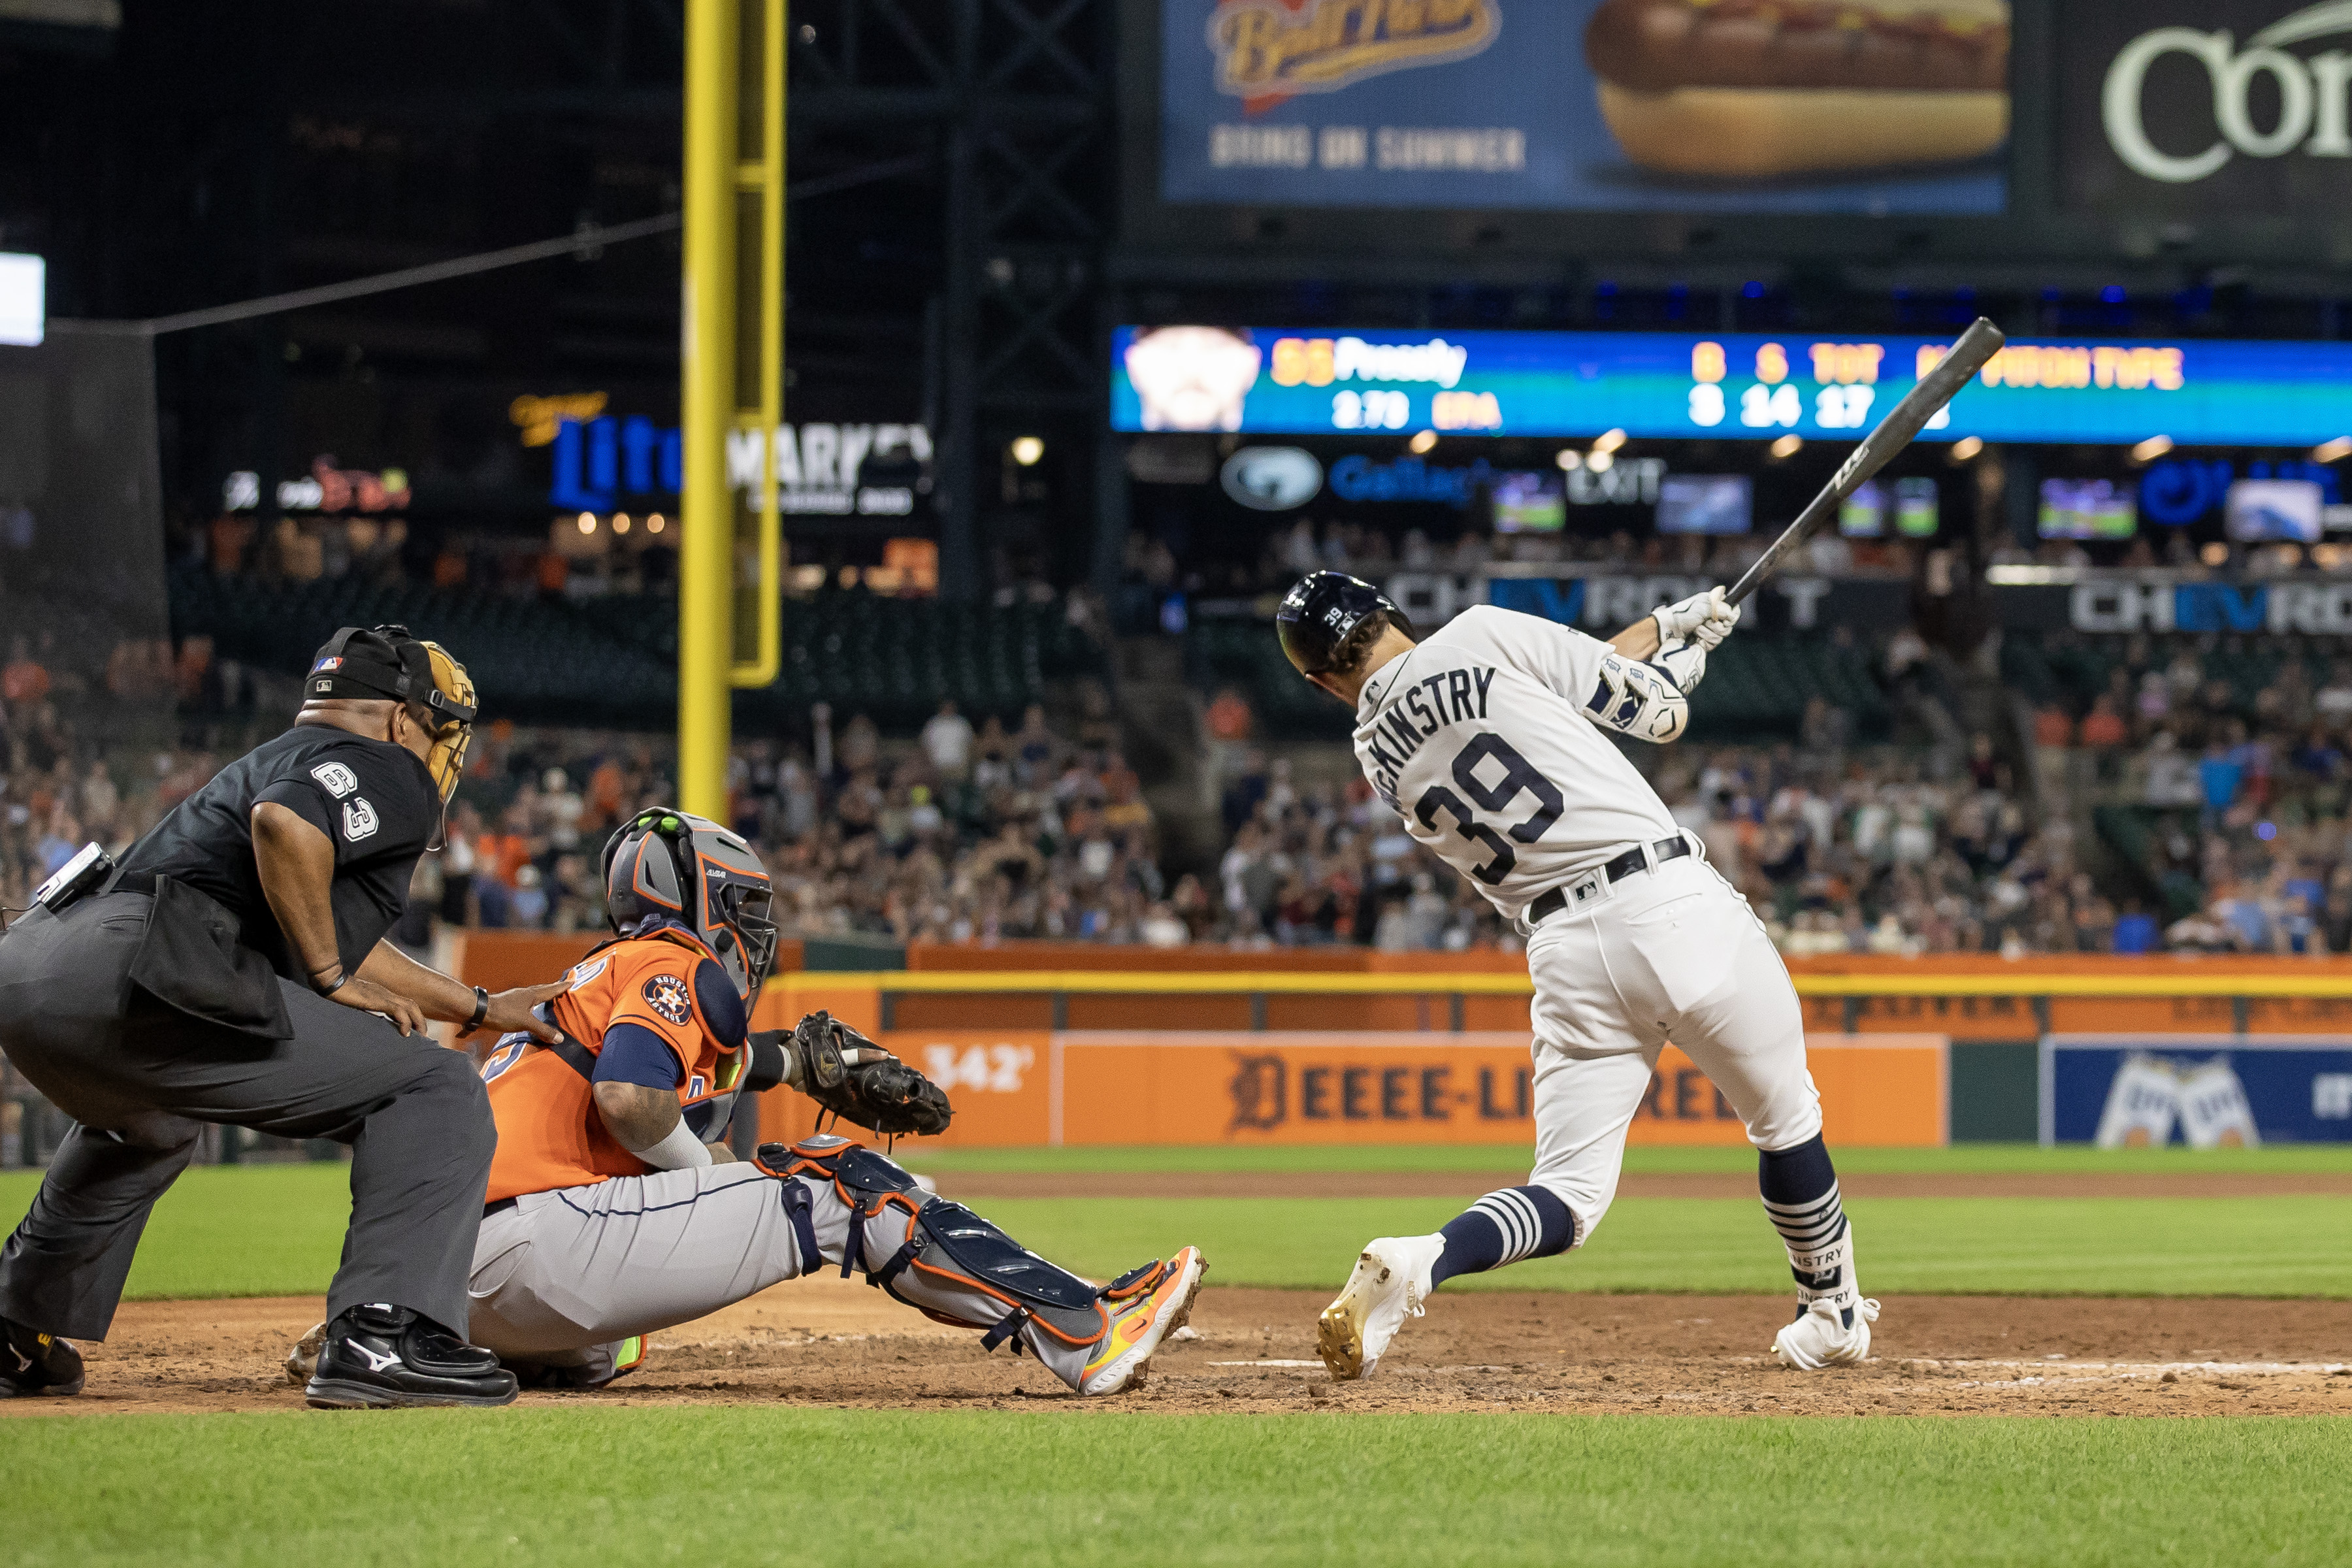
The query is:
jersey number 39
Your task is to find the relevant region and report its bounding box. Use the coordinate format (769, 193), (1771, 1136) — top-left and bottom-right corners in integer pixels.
(1413, 734), (1564, 885)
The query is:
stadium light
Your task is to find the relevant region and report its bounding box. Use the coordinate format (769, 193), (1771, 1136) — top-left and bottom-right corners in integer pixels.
(2131, 435), (2174, 463)
(647, 513), (667, 533)
(1769, 434), (1803, 459)
(1592, 427), (1627, 455)
(1554, 448), (1582, 471)
(2315, 437), (2352, 464)
(1587, 450), (1614, 473)
(1948, 436), (1984, 462)
(613, 513), (632, 534)
(1407, 429), (1438, 455)
(1009, 435), (1045, 466)
(0, 253), (44, 347)
(577, 512), (596, 534)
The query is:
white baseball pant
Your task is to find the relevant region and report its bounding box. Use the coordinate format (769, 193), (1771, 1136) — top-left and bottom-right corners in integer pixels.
(1520, 845), (1821, 1245)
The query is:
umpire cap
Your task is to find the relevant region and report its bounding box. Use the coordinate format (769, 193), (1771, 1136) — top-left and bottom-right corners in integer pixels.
(1275, 571), (1411, 676)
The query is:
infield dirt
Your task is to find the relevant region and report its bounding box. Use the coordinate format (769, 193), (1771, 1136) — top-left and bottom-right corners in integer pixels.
(10, 1282), (2347, 1421)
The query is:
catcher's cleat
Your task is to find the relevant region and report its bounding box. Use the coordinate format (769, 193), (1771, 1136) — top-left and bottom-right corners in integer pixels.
(1771, 1297), (1881, 1370)
(304, 1303), (519, 1409)
(1317, 1233), (1445, 1382)
(510, 1337), (644, 1392)
(1078, 1246), (1206, 1396)
(1, 1315), (84, 1399)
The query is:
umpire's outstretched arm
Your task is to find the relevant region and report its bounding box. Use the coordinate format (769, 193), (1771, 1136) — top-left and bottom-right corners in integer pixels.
(252, 801), (561, 1043)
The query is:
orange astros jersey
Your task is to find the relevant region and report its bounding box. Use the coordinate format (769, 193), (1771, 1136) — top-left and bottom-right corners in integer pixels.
(480, 926), (750, 1202)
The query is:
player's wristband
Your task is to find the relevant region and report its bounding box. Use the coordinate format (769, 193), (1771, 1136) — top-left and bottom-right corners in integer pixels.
(315, 969), (348, 998)
(459, 985), (490, 1037)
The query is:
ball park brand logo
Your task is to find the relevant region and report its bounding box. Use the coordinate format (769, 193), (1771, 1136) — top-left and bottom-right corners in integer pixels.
(2101, 2), (2352, 183)
(1224, 1049), (1745, 1134)
(1209, 0), (1502, 99)
(1225, 1052), (1531, 1132)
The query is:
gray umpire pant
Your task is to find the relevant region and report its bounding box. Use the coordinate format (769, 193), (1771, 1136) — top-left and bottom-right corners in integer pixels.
(0, 890), (495, 1341)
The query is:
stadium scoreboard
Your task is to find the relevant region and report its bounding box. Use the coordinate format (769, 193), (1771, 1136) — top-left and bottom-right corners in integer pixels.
(1113, 327), (2352, 449)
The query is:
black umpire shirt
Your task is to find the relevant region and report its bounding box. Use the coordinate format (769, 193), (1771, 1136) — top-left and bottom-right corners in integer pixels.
(118, 725), (441, 982)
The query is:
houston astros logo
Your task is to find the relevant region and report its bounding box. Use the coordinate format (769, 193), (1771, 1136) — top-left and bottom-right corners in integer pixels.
(642, 973), (693, 1026)
(1209, 0), (1501, 99)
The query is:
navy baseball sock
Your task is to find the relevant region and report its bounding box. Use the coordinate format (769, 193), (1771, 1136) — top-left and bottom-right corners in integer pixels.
(1759, 1134), (1848, 1296)
(1429, 1186), (1575, 1287)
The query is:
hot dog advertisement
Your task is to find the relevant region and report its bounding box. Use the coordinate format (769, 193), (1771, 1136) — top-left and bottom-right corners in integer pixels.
(1161, 0), (2010, 214)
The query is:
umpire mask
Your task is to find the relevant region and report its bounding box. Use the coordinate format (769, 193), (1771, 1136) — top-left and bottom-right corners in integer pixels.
(601, 809), (781, 1005)
(306, 625), (478, 804)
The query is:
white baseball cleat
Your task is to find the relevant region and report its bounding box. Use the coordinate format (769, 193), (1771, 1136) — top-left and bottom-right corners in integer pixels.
(1771, 1297), (1881, 1369)
(1317, 1234), (1445, 1381)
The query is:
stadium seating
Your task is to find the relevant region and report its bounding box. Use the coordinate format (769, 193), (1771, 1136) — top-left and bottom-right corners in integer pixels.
(1185, 615), (1893, 743)
(165, 569), (1103, 731)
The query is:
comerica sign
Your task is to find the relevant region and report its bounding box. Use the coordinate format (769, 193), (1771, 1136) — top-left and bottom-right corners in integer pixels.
(2102, 5), (2352, 182)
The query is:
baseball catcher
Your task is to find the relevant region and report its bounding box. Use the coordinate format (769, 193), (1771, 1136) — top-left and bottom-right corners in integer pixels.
(287, 809), (1204, 1397)
(1277, 573), (1876, 1380)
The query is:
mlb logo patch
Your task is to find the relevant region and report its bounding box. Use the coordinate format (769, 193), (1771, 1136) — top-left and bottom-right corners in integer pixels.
(312, 657), (342, 673)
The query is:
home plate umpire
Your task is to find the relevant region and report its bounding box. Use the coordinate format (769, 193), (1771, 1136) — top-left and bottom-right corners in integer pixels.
(0, 625), (568, 1409)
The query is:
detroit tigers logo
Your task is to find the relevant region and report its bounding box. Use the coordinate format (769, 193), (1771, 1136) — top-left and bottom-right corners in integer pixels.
(642, 972), (693, 1026)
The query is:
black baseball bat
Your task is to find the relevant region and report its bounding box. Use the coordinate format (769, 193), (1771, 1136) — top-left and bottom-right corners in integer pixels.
(1725, 316), (2007, 607)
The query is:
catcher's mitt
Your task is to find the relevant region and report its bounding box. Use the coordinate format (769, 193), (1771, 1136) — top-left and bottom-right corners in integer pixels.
(776, 1010), (952, 1137)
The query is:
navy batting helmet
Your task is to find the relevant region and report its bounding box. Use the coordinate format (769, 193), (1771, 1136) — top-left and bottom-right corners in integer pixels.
(1275, 571), (1411, 676)
(602, 808), (780, 1004)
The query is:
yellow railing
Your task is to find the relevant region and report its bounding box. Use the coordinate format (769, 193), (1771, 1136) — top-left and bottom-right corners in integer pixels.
(781, 969), (2352, 1000)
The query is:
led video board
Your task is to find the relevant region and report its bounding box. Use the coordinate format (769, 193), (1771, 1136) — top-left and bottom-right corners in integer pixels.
(1111, 326), (2352, 447)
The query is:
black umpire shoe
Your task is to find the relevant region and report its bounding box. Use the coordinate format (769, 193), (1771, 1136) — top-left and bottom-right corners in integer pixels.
(0, 1316), (84, 1399)
(304, 1303), (519, 1409)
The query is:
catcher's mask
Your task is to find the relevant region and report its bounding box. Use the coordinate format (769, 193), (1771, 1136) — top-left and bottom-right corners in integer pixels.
(306, 624), (477, 804)
(1275, 571), (1413, 678)
(602, 808), (779, 1005)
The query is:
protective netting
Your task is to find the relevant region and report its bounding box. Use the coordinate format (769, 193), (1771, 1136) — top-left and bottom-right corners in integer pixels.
(0, 323), (172, 1167)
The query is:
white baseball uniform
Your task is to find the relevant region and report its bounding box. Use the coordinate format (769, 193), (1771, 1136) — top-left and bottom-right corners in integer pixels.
(1352, 604), (1820, 1245)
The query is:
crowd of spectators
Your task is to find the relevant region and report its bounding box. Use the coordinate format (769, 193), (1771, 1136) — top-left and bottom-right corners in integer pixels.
(2027, 633), (2352, 956)
(31, 608), (2352, 960)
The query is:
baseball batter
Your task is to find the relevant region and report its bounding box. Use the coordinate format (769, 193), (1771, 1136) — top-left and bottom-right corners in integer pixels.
(288, 809), (1205, 1402)
(1277, 572), (1876, 1379)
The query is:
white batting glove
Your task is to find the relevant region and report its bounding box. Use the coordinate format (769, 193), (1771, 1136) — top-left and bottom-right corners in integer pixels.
(1652, 586), (1740, 651)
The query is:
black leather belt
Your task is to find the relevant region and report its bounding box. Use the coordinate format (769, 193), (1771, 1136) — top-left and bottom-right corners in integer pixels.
(1525, 835), (1693, 926)
(484, 1196), (518, 1218)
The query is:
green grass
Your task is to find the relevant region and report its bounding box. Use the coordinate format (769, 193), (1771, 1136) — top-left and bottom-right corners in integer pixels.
(907, 1141), (2352, 1175)
(8, 1162), (2349, 1299)
(996, 1194), (2352, 1296)
(3, 1408), (2347, 1567)
(0, 1164), (353, 1299)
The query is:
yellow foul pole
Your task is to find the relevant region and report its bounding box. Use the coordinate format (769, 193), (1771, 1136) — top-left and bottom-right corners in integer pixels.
(678, 0), (738, 820)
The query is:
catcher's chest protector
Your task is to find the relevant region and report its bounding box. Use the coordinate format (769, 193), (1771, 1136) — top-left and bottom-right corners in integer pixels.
(762, 1134), (1162, 1352)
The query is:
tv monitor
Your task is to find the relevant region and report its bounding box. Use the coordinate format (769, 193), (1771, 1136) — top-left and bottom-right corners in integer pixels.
(1490, 470), (1565, 533)
(1894, 476), (1940, 537)
(1656, 475), (1753, 536)
(2038, 478), (2136, 540)
(1838, 479), (1885, 538)
(2224, 478), (2323, 543)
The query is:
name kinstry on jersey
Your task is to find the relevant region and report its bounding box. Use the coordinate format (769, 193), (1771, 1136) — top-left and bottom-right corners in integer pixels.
(1360, 664), (1500, 809)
